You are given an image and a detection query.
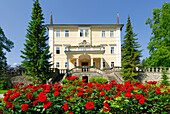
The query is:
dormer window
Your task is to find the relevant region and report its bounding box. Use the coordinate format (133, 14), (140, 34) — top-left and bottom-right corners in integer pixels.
(79, 27), (90, 37)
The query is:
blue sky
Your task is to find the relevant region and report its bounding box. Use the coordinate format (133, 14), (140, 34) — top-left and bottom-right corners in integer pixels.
(0, 0), (169, 67)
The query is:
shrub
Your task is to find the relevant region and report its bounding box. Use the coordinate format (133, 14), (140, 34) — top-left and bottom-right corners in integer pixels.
(161, 70), (169, 85)
(62, 76), (82, 84)
(89, 77), (108, 83)
(1, 78), (170, 114)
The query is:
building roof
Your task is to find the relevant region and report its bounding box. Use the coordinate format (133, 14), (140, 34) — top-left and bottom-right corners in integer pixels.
(46, 24), (124, 30)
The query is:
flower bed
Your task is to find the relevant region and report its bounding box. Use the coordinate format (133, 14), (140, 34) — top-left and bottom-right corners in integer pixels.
(1, 76), (170, 114)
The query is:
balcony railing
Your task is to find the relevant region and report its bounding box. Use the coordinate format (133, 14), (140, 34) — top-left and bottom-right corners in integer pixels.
(65, 46), (105, 53)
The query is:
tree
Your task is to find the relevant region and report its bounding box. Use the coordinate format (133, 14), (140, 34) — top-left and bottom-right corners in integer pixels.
(21, 0), (52, 84)
(120, 16), (142, 81)
(144, 2), (170, 67)
(0, 26), (14, 71)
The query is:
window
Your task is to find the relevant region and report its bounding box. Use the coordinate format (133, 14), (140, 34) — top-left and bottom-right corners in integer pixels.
(65, 46), (68, 51)
(103, 46), (106, 53)
(56, 30), (60, 37)
(102, 30), (106, 37)
(56, 47), (60, 54)
(103, 61), (106, 68)
(111, 62), (114, 68)
(93, 62), (96, 66)
(80, 29), (89, 37)
(65, 30), (69, 37)
(74, 62), (77, 67)
(110, 47), (114, 54)
(56, 62), (60, 68)
(65, 62), (67, 68)
(110, 30), (114, 37)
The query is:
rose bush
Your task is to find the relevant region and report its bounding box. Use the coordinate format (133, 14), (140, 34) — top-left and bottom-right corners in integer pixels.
(1, 77), (170, 114)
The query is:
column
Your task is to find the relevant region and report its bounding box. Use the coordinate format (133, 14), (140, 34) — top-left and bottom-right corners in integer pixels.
(76, 58), (79, 66)
(76, 58), (79, 70)
(67, 57), (69, 70)
(91, 58), (93, 66)
(49, 27), (54, 68)
(101, 58), (103, 70)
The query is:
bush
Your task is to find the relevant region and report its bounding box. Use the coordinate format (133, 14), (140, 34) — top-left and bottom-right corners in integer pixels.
(161, 70), (169, 85)
(89, 77), (108, 83)
(62, 76), (82, 84)
(1, 78), (170, 114)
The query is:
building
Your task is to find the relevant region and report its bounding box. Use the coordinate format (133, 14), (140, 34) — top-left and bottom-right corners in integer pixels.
(46, 13), (123, 71)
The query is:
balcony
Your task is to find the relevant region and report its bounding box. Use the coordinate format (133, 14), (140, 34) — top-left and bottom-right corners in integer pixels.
(65, 46), (105, 54)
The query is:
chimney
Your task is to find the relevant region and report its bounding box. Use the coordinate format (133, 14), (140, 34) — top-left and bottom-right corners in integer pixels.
(50, 11), (53, 25)
(117, 12), (119, 25)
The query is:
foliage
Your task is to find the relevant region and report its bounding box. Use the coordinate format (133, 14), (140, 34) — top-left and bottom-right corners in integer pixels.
(89, 77), (108, 83)
(144, 2), (170, 67)
(0, 26), (14, 71)
(121, 16), (142, 81)
(62, 76), (82, 84)
(20, 0), (52, 84)
(161, 70), (169, 85)
(1, 77), (170, 114)
(0, 72), (11, 90)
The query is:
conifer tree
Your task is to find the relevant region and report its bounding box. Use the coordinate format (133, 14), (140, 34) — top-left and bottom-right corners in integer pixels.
(120, 16), (142, 81)
(21, 0), (52, 84)
(0, 26), (14, 71)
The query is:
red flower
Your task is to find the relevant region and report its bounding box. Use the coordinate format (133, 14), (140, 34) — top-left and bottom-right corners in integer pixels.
(124, 93), (133, 98)
(21, 104), (29, 111)
(103, 103), (110, 112)
(27, 93), (33, 100)
(62, 103), (69, 111)
(33, 101), (37, 106)
(43, 101), (52, 109)
(69, 112), (74, 114)
(100, 91), (105, 96)
(165, 105), (169, 108)
(54, 91), (60, 96)
(139, 98), (145, 104)
(6, 101), (12, 108)
(135, 94), (143, 100)
(85, 102), (95, 110)
(38, 92), (47, 102)
(77, 92), (83, 97)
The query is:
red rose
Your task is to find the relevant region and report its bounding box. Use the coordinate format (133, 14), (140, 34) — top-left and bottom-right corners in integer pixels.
(103, 103), (110, 112)
(85, 102), (95, 110)
(139, 98), (145, 104)
(135, 94), (143, 100)
(6, 101), (12, 108)
(100, 91), (105, 96)
(62, 103), (69, 111)
(33, 101), (37, 106)
(165, 105), (169, 108)
(54, 91), (60, 96)
(43, 101), (52, 109)
(27, 93), (33, 100)
(38, 92), (47, 102)
(124, 93), (133, 98)
(77, 92), (83, 97)
(21, 104), (29, 111)
(69, 112), (74, 114)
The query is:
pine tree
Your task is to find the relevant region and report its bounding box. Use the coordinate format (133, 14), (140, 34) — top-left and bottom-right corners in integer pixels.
(21, 0), (52, 84)
(120, 16), (142, 81)
(0, 26), (14, 71)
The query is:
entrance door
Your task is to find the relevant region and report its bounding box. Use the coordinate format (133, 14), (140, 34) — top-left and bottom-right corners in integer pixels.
(81, 62), (88, 72)
(81, 62), (88, 66)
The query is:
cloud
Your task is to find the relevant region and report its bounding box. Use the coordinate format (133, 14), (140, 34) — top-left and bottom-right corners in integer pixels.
(12, 63), (18, 67)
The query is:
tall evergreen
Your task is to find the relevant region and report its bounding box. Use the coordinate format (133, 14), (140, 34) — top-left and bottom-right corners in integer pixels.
(21, 0), (52, 84)
(0, 26), (14, 71)
(120, 16), (142, 81)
